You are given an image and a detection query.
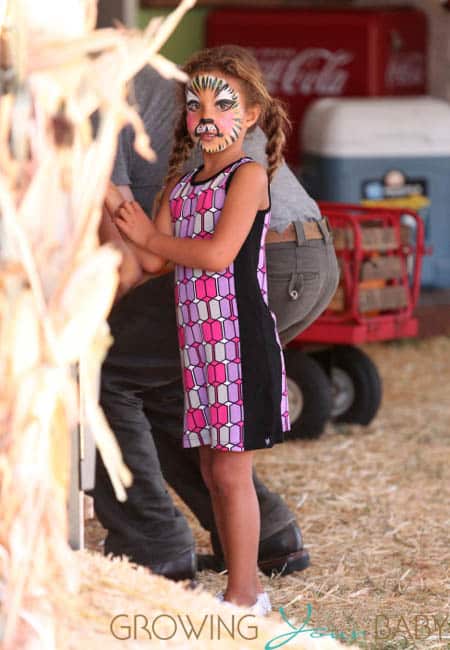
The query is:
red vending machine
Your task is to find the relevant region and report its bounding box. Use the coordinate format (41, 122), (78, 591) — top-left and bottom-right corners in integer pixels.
(207, 7), (428, 169)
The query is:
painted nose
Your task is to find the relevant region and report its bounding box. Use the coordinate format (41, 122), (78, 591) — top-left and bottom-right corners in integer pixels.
(200, 109), (215, 122)
(195, 119), (221, 137)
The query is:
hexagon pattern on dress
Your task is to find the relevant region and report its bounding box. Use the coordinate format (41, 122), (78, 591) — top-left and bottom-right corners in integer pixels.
(170, 158), (289, 451)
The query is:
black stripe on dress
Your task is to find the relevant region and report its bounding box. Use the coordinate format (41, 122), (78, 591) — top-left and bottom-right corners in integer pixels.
(233, 212), (284, 450)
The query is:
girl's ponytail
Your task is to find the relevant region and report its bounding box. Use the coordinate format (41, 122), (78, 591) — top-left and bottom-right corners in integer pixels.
(165, 108), (194, 185)
(261, 97), (291, 183)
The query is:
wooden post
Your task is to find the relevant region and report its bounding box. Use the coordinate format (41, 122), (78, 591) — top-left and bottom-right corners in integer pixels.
(68, 360), (97, 550)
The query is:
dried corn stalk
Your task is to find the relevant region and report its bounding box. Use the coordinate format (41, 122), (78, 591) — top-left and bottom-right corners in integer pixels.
(0, 1), (195, 648)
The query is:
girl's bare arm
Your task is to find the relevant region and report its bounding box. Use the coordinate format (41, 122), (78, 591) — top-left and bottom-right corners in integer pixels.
(114, 162), (269, 273)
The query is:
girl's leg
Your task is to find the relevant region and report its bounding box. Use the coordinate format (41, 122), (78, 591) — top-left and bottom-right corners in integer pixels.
(199, 447), (229, 566)
(209, 448), (262, 606)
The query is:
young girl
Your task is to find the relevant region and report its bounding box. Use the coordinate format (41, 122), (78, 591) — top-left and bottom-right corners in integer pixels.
(113, 45), (291, 615)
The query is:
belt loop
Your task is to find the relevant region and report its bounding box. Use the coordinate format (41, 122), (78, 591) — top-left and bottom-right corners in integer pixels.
(293, 220), (306, 245)
(318, 217), (330, 242)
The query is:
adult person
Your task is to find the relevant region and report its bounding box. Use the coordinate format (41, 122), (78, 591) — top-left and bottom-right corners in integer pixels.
(91, 62), (337, 581)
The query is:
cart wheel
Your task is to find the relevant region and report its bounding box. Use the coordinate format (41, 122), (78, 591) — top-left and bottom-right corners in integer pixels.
(284, 348), (332, 439)
(330, 346), (382, 425)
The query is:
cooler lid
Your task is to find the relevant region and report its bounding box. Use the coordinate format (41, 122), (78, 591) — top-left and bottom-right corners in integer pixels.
(302, 97), (450, 157)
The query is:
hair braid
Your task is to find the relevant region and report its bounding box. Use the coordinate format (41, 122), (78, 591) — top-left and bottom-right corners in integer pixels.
(261, 98), (291, 182)
(165, 107), (193, 185)
(153, 107), (193, 214)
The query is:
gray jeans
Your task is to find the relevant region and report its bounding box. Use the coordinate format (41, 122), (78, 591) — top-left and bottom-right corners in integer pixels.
(91, 228), (338, 567)
(267, 221), (339, 345)
(91, 273), (296, 568)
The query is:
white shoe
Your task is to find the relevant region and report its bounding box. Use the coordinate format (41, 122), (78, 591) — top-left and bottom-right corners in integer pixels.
(216, 591), (272, 616)
(250, 591), (272, 617)
(217, 591), (271, 616)
(256, 591), (272, 614)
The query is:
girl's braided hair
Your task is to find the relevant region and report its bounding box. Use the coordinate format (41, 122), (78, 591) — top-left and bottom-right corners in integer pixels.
(163, 44), (291, 189)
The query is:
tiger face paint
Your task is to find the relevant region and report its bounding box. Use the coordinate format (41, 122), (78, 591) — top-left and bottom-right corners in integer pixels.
(185, 74), (243, 153)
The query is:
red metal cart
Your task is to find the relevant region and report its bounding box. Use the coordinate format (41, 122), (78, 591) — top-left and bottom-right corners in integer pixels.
(284, 203), (427, 438)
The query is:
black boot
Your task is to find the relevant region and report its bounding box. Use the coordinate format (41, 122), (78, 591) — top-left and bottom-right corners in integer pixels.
(104, 533), (197, 582)
(257, 522), (310, 576)
(150, 548), (197, 582)
(197, 521), (310, 576)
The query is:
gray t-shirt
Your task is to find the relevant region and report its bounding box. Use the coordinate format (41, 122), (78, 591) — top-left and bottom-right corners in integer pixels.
(112, 65), (321, 229)
(243, 129), (321, 227)
(112, 66), (177, 214)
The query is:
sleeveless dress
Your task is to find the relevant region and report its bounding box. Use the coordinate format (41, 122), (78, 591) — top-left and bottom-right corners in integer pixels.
(170, 157), (290, 452)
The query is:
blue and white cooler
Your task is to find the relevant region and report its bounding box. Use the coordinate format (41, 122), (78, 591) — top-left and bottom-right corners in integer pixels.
(300, 97), (450, 288)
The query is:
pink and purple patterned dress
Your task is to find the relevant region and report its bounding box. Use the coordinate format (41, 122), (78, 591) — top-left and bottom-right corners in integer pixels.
(170, 157), (290, 452)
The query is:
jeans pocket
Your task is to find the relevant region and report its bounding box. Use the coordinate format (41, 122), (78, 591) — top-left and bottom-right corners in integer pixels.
(287, 272), (319, 301)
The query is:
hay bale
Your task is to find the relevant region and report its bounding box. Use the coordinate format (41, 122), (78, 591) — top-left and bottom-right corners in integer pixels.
(59, 551), (357, 650)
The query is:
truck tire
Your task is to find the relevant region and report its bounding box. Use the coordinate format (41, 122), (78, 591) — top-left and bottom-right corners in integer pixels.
(329, 345), (382, 425)
(284, 348), (332, 439)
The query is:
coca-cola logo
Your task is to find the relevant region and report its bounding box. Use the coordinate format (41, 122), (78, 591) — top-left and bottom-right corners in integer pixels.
(249, 47), (353, 97)
(385, 52), (425, 88)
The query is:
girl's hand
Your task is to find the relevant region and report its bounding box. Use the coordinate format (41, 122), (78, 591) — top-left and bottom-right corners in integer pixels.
(114, 200), (156, 249)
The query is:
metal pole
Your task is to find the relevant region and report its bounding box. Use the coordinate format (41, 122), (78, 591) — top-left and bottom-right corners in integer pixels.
(68, 383), (83, 550)
(68, 359), (97, 551)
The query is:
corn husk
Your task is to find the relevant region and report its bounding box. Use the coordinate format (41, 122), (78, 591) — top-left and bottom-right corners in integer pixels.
(0, 1), (196, 648)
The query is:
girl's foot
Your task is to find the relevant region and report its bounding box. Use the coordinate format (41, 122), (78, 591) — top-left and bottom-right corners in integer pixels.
(216, 591), (272, 616)
(249, 592), (272, 617)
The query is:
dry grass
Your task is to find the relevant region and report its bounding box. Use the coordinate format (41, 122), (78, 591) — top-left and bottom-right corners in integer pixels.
(85, 336), (450, 649)
(249, 336), (450, 649)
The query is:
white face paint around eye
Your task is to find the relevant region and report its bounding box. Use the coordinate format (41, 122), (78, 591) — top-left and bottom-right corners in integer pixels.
(185, 74), (243, 153)
(215, 85), (237, 108)
(186, 88), (199, 110)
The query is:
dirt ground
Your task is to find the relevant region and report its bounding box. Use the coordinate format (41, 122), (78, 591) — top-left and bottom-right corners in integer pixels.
(85, 336), (450, 649)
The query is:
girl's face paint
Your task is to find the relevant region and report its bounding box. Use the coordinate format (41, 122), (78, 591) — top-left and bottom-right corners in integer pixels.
(185, 74), (243, 153)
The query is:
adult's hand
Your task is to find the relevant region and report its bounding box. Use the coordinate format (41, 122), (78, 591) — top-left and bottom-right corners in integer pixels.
(105, 181), (128, 217)
(100, 184), (147, 299)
